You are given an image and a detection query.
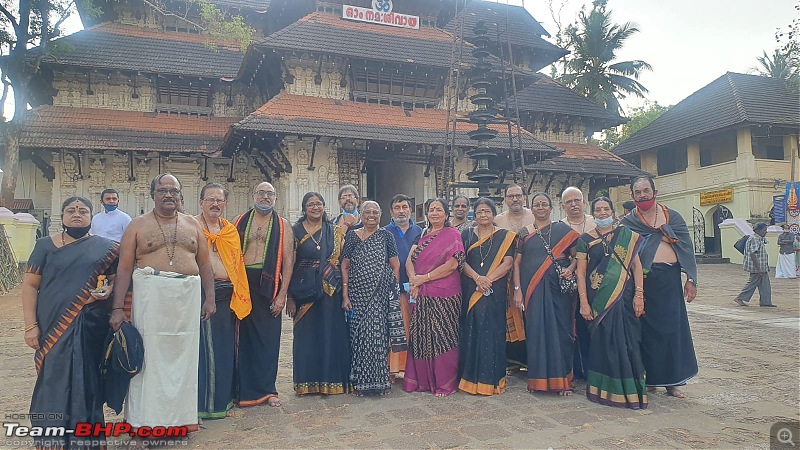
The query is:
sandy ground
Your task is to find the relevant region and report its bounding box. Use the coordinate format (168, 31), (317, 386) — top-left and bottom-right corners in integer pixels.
(1, 264), (798, 449)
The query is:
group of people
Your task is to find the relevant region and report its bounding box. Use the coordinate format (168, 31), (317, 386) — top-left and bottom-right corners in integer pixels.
(21, 173), (701, 448)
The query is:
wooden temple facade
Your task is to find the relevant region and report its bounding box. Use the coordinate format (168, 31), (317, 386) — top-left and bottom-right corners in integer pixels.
(15, 0), (644, 231)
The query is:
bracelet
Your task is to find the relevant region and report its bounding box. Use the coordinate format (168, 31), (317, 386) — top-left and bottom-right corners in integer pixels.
(635, 286), (644, 292)
(342, 283), (348, 286)
(24, 322), (38, 332)
(112, 307), (124, 311)
(426, 273), (431, 281)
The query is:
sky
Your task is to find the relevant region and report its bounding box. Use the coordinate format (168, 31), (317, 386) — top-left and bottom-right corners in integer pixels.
(503, 0), (797, 114)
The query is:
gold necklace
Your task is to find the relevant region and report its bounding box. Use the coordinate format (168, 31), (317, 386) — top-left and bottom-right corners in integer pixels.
(567, 216), (586, 233)
(154, 213), (179, 266)
(476, 228), (494, 268)
(305, 223), (322, 250)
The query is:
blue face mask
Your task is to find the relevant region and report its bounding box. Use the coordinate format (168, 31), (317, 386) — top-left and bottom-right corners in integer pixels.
(104, 204), (118, 212)
(595, 216), (614, 228)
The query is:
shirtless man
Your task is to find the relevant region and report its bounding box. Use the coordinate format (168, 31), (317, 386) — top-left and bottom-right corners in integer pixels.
(233, 181), (294, 408)
(622, 175), (698, 398)
(195, 182), (250, 420)
(559, 186), (595, 381)
(110, 173), (215, 432)
(495, 184), (535, 232)
(494, 184), (534, 371)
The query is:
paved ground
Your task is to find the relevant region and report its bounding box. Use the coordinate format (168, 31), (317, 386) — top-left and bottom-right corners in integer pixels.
(1, 264), (798, 449)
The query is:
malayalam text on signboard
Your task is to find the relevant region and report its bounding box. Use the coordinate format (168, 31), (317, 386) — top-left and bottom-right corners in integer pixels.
(342, 4), (420, 30)
(699, 189), (733, 206)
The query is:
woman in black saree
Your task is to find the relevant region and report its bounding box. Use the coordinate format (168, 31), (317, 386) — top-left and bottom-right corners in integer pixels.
(576, 197), (647, 409)
(22, 196), (119, 449)
(512, 192), (580, 395)
(458, 198), (516, 395)
(286, 192), (352, 395)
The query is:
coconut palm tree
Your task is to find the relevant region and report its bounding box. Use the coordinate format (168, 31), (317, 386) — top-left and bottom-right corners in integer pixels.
(558, 0), (652, 116)
(755, 47), (799, 86)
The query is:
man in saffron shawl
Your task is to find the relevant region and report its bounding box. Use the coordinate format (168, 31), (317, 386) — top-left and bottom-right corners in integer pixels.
(621, 175), (698, 398)
(110, 173), (216, 433)
(234, 181), (294, 407)
(195, 183), (251, 418)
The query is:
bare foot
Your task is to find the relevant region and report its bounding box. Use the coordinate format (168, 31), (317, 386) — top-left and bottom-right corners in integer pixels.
(434, 392), (449, 398)
(558, 390), (573, 396)
(666, 386), (687, 398)
(267, 396), (282, 407)
(499, 388), (506, 394)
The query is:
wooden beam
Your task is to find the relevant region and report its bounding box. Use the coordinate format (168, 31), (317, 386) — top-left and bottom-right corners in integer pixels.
(544, 173), (556, 193)
(307, 137), (319, 171)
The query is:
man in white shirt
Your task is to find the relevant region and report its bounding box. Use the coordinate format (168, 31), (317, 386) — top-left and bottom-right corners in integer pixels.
(90, 188), (132, 242)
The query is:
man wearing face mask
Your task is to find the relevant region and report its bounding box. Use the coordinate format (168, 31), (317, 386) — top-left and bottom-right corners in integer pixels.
(232, 181), (294, 408)
(90, 188), (132, 242)
(333, 184), (363, 232)
(621, 175), (698, 399)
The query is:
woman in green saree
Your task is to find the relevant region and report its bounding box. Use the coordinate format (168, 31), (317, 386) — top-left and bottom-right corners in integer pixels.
(576, 197), (647, 409)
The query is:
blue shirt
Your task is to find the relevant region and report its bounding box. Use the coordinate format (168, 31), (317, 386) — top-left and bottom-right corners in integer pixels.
(385, 219), (423, 290)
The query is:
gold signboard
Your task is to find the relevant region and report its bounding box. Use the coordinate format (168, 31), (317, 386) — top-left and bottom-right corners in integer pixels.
(700, 189), (733, 206)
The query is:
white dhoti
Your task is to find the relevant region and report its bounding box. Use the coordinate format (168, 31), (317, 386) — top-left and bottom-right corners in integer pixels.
(126, 267), (201, 428)
(776, 253), (797, 279)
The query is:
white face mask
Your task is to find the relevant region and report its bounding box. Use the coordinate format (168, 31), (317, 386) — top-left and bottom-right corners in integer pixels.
(595, 216), (614, 228)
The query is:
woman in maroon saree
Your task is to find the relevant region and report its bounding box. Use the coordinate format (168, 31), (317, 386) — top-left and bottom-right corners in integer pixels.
(404, 198), (465, 397)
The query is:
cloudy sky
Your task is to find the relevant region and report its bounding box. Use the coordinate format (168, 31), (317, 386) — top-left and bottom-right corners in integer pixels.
(505, 0), (796, 113)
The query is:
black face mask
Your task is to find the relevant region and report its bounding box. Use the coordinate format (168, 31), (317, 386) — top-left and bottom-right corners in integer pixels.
(63, 224), (91, 239)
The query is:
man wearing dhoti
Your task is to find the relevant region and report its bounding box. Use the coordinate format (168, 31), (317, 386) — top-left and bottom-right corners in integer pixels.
(622, 175), (698, 399)
(776, 224), (797, 279)
(233, 181), (294, 408)
(110, 173), (216, 432)
(195, 183), (251, 419)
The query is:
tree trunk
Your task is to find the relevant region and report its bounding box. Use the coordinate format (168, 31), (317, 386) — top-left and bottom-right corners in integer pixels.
(0, 124), (19, 208)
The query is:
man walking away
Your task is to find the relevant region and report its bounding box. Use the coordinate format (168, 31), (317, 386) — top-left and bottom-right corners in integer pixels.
(734, 223), (775, 307)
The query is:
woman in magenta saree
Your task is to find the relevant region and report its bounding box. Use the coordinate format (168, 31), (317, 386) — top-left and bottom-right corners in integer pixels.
(404, 198), (465, 397)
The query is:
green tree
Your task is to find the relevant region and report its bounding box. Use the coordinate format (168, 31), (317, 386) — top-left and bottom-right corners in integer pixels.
(597, 101), (669, 150)
(755, 47), (799, 90)
(558, 0), (652, 116)
(0, 0), (255, 207)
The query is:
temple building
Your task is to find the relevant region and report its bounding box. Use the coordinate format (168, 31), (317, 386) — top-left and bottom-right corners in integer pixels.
(14, 0), (643, 232)
(612, 72), (800, 257)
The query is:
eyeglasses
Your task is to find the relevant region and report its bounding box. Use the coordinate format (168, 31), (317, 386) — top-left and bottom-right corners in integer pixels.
(155, 188), (181, 197)
(506, 194), (524, 200)
(531, 202), (551, 209)
(306, 202), (324, 208)
(203, 198), (226, 204)
(563, 198), (582, 205)
(254, 190), (277, 198)
(475, 209), (493, 216)
(340, 193), (356, 200)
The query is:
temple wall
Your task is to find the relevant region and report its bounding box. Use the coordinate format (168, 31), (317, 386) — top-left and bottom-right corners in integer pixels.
(284, 57), (348, 100)
(51, 71), (257, 117)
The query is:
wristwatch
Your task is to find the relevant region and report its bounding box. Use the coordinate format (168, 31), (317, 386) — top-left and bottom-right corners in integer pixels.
(514, 285), (521, 291)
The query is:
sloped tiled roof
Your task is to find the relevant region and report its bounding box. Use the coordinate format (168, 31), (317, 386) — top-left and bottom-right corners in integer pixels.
(530, 142), (646, 179)
(209, 0), (270, 11)
(226, 93), (560, 156)
(41, 23), (244, 78)
(508, 75), (625, 126)
(255, 11), (485, 69)
(613, 72), (800, 157)
(21, 106), (236, 154)
(444, 1), (566, 59)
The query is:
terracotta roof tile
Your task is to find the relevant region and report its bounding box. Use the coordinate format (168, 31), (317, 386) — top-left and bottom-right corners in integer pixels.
(228, 93), (559, 155)
(614, 72), (800, 157)
(530, 142), (646, 178)
(508, 75), (625, 126)
(257, 11), (484, 69)
(41, 23), (244, 77)
(22, 106), (235, 153)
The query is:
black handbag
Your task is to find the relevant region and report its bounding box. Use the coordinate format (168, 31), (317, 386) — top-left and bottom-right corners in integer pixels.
(534, 223), (577, 294)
